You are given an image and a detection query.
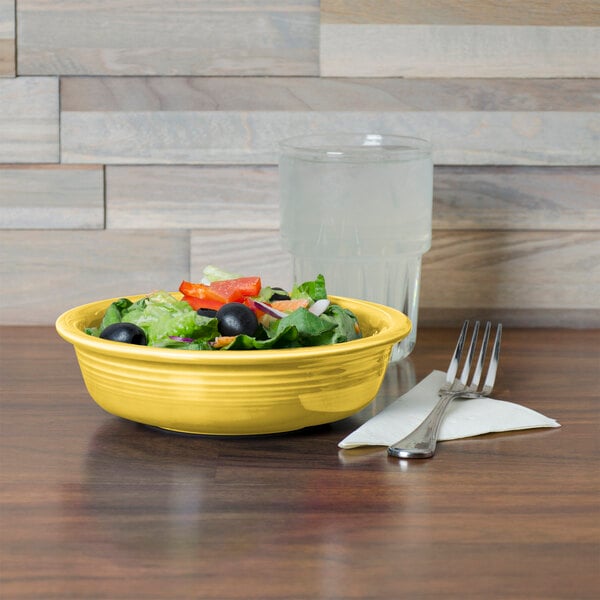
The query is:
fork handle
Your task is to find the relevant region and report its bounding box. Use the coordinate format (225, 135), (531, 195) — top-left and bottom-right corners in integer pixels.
(387, 391), (459, 458)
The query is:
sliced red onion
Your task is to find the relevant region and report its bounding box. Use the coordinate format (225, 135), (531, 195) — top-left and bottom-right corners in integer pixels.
(250, 300), (287, 319)
(169, 336), (195, 343)
(308, 299), (330, 316)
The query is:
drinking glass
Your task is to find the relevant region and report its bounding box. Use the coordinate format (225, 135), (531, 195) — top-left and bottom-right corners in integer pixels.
(278, 133), (433, 361)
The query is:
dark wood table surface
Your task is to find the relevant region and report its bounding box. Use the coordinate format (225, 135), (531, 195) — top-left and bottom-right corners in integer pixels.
(1, 326), (599, 599)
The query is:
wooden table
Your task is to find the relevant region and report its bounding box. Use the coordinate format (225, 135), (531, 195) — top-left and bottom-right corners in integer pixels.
(1, 326), (598, 599)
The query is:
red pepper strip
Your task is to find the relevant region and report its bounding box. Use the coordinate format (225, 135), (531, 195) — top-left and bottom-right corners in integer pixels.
(181, 295), (224, 312)
(206, 277), (262, 303)
(179, 280), (211, 299)
(179, 277), (262, 304)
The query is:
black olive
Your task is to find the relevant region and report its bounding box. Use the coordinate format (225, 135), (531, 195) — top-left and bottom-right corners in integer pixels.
(216, 303), (258, 337)
(197, 308), (218, 319)
(100, 322), (147, 345)
(269, 286), (291, 301)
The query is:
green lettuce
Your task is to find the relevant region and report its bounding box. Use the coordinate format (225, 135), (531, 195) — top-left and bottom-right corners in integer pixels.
(86, 275), (361, 351)
(219, 305), (361, 350)
(291, 273), (327, 302)
(87, 291), (219, 347)
(201, 264), (241, 283)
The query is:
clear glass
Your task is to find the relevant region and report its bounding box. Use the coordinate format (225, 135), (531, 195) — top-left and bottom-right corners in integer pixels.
(278, 133), (433, 361)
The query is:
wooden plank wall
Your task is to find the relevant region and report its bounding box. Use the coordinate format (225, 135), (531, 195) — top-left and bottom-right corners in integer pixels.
(1, 0), (599, 328)
(0, 0), (14, 77)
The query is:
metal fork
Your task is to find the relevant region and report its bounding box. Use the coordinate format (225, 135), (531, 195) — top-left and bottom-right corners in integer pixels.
(388, 320), (502, 459)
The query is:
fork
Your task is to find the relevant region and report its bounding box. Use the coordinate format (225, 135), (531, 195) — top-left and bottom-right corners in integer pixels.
(388, 320), (502, 459)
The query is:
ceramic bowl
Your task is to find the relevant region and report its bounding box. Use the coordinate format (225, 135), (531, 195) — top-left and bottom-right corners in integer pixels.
(56, 294), (411, 435)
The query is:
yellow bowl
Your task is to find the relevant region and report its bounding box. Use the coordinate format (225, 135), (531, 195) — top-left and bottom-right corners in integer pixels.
(56, 294), (411, 435)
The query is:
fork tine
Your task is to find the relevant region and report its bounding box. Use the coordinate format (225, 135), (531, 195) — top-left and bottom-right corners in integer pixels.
(444, 320), (469, 389)
(470, 321), (492, 389)
(482, 324), (502, 395)
(459, 320), (480, 386)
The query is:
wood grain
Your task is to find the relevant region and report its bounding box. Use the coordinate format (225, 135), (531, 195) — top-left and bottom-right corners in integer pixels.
(2, 226), (597, 326)
(60, 77), (600, 166)
(190, 229), (292, 290)
(194, 230), (599, 326)
(17, 0), (319, 76)
(3, 228), (596, 327)
(61, 76), (600, 112)
(0, 165), (104, 229)
(0, 76), (58, 162)
(0, 0), (14, 76)
(106, 165), (600, 231)
(321, 0), (600, 26)
(0, 39), (14, 76)
(320, 23), (600, 77)
(61, 109), (600, 166)
(0, 230), (189, 325)
(1, 325), (598, 598)
(433, 166), (600, 231)
(420, 230), (600, 326)
(106, 165), (279, 230)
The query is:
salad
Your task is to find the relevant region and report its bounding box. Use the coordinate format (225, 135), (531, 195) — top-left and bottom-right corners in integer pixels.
(86, 266), (362, 351)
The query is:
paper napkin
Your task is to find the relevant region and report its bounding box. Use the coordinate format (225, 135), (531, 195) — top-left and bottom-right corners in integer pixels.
(339, 370), (560, 449)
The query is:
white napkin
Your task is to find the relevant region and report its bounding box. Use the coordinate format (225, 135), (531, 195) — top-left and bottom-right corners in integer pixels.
(339, 370), (560, 449)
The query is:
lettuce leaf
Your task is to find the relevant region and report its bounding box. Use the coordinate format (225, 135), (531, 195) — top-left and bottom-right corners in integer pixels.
(291, 274), (327, 302)
(319, 304), (362, 344)
(89, 291), (219, 347)
(273, 307), (336, 345)
(85, 297), (133, 336)
(201, 265), (241, 284)
(120, 291), (218, 346)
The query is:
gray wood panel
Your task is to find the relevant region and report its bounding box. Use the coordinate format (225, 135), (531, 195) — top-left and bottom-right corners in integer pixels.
(61, 77), (600, 166)
(61, 77), (600, 112)
(3, 2), (599, 329)
(420, 231), (600, 321)
(433, 167), (600, 231)
(106, 165), (600, 231)
(106, 166), (279, 230)
(17, 0), (319, 76)
(0, 230), (190, 325)
(418, 307), (599, 329)
(61, 110), (599, 166)
(321, 0), (600, 26)
(321, 0), (600, 27)
(0, 165), (104, 229)
(321, 24), (600, 78)
(0, 0), (14, 76)
(191, 229), (292, 290)
(0, 77), (59, 162)
(2, 228), (598, 326)
(189, 229), (599, 328)
(320, 0), (600, 78)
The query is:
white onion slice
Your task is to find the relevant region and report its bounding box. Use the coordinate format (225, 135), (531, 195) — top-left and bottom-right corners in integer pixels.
(308, 299), (330, 316)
